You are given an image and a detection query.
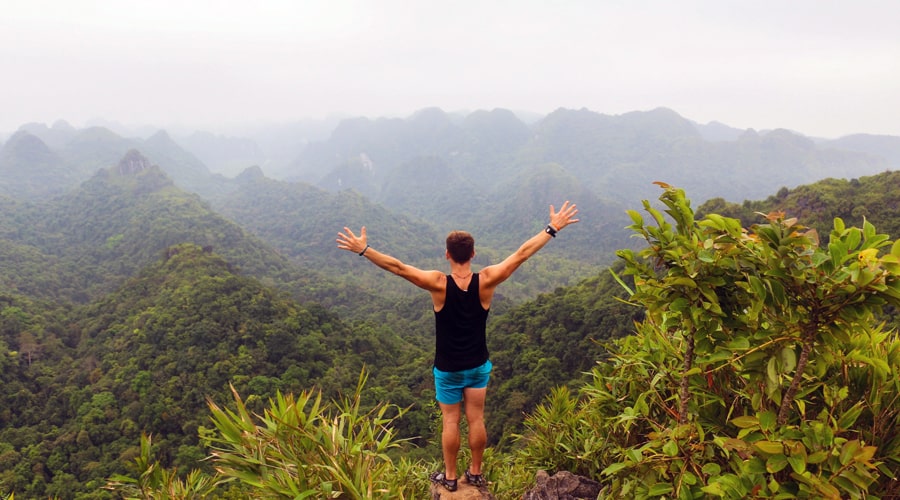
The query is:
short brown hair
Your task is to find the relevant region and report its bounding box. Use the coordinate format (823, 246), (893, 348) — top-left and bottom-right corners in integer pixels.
(446, 231), (475, 263)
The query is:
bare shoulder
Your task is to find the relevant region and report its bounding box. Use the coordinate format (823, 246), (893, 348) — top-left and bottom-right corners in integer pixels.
(477, 264), (506, 288)
(404, 267), (446, 292)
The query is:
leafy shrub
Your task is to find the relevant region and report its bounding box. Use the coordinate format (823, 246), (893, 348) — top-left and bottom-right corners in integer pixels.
(205, 371), (427, 499)
(106, 371), (430, 499)
(515, 184), (900, 499)
(105, 434), (219, 498)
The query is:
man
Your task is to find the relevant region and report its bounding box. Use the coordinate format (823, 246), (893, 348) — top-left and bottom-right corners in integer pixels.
(336, 201), (579, 492)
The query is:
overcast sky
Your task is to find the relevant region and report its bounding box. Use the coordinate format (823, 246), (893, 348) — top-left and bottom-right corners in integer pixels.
(2, 0), (898, 138)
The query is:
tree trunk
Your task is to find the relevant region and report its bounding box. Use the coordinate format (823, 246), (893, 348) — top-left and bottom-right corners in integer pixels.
(778, 331), (813, 425)
(679, 332), (695, 424)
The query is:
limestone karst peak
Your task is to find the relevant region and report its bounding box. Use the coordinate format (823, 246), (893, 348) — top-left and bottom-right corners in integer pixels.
(115, 149), (154, 175)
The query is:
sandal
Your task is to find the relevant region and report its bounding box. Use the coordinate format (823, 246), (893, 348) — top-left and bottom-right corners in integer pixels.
(465, 469), (486, 487)
(430, 471), (458, 492)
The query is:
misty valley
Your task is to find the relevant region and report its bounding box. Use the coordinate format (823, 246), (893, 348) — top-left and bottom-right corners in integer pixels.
(2, 107), (900, 498)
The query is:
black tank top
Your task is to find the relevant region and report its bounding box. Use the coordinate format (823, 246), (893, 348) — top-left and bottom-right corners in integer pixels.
(433, 273), (490, 372)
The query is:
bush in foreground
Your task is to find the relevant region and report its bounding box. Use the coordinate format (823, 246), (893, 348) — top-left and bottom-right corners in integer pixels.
(515, 184), (900, 499)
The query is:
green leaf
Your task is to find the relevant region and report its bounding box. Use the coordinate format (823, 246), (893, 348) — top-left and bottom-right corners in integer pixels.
(758, 410), (777, 432)
(832, 476), (861, 497)
(766, 454), (788, 473)
(745, 457), (767, 474)
(726, 336), (750, 350)
(786, 455), (806, 474)
(753, 440), (784, 455)
(700, 482), (726, 496)
(627, 209), (644, 227)
(601, 462), (629, 475)
(837, 403), (864, 430)
(701, 463), (721, 476)
(682, 472), (698, 485)
(698, 349), (734, 364)
(669, 297), (691, 311)
(834, 217), (846, 234)
(839, 440), (861, 466)
(863, 219), (876, 240)
(748, 275), (767, 298)
(647, 483), (674, 496)
(670, 277), (698, 288)
(842, 466), (876, 489)
(663, 440), (679, 456)
(767, 357), (779, 385)
(891, 238), (900, 258)
(778, 347), (797, 373)
(730, 416), (759, 429)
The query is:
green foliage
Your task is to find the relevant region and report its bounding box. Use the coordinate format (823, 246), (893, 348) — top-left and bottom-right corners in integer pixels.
(0, 243), (434, 499)
(697, 171), (900, 244)
(10, 120), (896, 497)
(205, 371), (427, 499)
(105, 434), (220, 499)
(515, 184), (900, 499)
(486, 268), (641, 445)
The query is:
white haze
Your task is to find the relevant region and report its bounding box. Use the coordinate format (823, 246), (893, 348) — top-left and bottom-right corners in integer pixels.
(1, 0), (899, 139)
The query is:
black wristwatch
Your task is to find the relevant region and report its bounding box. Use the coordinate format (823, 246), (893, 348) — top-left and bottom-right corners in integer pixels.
(545, 224), (558, 238)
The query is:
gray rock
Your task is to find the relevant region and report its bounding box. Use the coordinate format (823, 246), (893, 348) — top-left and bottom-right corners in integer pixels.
(522, 470), (602, 500)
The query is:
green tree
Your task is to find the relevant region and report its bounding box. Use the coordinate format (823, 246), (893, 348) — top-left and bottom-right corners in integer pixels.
(517, 184), (900, 499)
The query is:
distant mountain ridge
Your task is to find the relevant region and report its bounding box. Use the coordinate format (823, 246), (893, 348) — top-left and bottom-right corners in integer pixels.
(822, 133), (900, 167)
(5, 107), (897, 305)
(5, 107), (899, 207)
(0, 131), (74, 198)
(279, 107), (893, 207)
(0, 125), (227, 200)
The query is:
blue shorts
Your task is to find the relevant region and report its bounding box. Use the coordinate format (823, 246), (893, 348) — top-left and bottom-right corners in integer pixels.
(433, 360), (493, 404)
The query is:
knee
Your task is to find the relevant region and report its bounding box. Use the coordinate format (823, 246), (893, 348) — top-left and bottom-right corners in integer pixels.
(442, 411), (461, 427)
(464, 408), (485, 426)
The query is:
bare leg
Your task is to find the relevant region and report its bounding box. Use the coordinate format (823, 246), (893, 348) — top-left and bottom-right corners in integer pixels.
(438, 401), (462, 480)
(463, 386), (487, 475)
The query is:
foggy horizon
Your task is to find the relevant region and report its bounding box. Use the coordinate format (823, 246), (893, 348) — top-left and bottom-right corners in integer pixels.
(2, 0), (899, 140)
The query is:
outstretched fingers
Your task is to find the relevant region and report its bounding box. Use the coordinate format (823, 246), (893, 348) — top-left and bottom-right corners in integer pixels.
(550, 201), (579, 229)
(337, 226), (367, 252)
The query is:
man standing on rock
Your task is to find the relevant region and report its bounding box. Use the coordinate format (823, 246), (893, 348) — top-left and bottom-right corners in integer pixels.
(337, 201), (579, 492)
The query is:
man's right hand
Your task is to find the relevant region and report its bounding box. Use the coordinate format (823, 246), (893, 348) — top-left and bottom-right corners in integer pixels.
(337, 226), (368, 254)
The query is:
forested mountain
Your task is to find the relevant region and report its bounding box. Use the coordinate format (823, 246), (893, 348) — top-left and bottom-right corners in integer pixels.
(0, 131), (75, 198)
(209, 160), (630, 306)
(698, 169), (900, 240)
(1, 151), (328, 305)
(3, 109), (900, 498)
(0, 243), (432, 498)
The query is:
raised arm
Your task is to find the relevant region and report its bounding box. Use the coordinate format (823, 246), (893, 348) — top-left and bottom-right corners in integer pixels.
(337, 226), (444, 292)
(479, 201), (580, 292)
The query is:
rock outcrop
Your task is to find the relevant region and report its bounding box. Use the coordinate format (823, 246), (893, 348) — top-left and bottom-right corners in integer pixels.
(429, 476), (496, 499)
(522, 470), (602, 500)
(116, 149), (153, 175)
